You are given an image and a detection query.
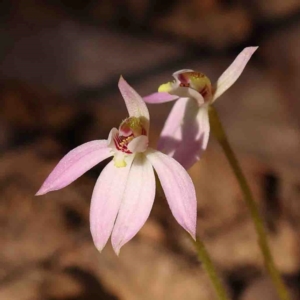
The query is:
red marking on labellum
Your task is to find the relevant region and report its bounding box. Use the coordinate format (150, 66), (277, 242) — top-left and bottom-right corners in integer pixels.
(114, 128), (147, 154)
(178, 73), (189, 84)
(179, 82), (190, 87)
(199, 85), (209, 98)
(113, 134), (133, 154)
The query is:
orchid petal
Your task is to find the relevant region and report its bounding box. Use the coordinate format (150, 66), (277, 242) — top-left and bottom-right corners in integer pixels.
(118, 76), (150, 131)
(127, 135), (149, 153)
(173, 106), (210, 169)
(36, 140), (113, 195)
(143, 92), (179, 104)
(158, 99), (210, 169)
(172, 86), (205, 106)
(158, 98), (189, 155)
(213, 47), (258, 102)
(157, 79), (205, 105)
(90, 157), (134, 251)
(146, 149), (197, 238)
(111, 154), (155, 254)
(107, 128), (118, 149)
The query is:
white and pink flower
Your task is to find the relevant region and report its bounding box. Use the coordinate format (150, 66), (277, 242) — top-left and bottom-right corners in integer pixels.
(144, 47), (258, 169)
(36, 77), (197, 255)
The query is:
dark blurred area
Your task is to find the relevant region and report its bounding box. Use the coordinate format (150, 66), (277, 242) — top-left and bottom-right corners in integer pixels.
(0, 0), (300, 299)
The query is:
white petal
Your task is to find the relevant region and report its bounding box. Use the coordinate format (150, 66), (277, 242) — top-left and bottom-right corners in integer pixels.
(118, 76), (150, 131)
(172, 69), (194, 82)
(127, 135), (149, 153)
(171, 87), (204, 106)
(90, 156), (134, 252)
(146, 149), (197, 238)
(111, 154), (155, 254)
(107, 128), (118, 149)
(213, 47), (258, 102)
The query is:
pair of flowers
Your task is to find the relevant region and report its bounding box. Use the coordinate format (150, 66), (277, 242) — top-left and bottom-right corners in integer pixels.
(37, 47), (257, 255)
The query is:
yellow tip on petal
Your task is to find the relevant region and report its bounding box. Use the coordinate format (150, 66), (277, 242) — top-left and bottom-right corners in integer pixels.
(158, 82), (173, 93)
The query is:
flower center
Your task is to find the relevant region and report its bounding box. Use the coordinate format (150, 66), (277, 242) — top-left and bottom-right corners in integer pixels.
(113, 117), (147, 155)
(113, 135), (134, 154)
(111, 117), (148, 168)
(178, 71), (212, 102)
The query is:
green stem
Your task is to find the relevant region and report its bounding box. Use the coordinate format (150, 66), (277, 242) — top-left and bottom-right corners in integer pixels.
(209, 105), (291, 300)
(157, 178), (230, 300)
(192, 236), (230, 300)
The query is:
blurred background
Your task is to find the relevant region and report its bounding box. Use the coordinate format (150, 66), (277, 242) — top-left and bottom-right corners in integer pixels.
(0, 0), (300, 299)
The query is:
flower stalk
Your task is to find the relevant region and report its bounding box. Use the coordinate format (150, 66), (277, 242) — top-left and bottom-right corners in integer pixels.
(209, 105), (291, 300)
(192, 236), (230, 300)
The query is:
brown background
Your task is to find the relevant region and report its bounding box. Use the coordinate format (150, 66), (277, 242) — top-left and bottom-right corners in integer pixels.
(0, 0), (300, 299)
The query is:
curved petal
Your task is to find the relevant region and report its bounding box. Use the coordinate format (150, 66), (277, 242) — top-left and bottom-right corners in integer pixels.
(171, 86), (204, 106)
(143, 92), (179, 104)
(118, 76), (150, 131)
(158, 99), (210, 169)
(111, 154), (155, 255)
(172, 69), (194, 81)
(36, 140), (113, 195)
(173, 106), (210, 169)
(173, 70), (213, 102)
(90, 156), (134, 251)
(107, 127), (118, 149)
(145, 149), (197, 238)
(127, 135), (149, 153)
(212, 47), (258, 102)
(158, 98), (189, 155)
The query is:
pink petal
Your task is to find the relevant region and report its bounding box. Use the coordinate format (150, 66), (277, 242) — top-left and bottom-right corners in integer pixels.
(127, 135), (149, 153)
(118, 76), (150, 130)
(111, 154), (155, 255)
(158, 98), (189, 155)
(90, 157), (134, 252)
(145, 149), (197, 238)
(176, 87), (204, 106)
(107, 127), (118, 149)
(172, 106), (210, 169)
(36, 140), (112, 195)
(143, 92), (179, 104)
(158, 98), (210, 169)
(213, 47), (258, 102)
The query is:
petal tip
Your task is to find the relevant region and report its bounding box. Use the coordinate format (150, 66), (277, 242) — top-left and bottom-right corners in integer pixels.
(113, 245), (121, 256)
(94, 243), (105, 253)
(189, 230), (196, 241)
(143, 92), (178, 104)
(118, 75), (126, 86)
(111, 238), (123, 256)
(184, 224), (196, 240)
(35, 186), (48, 196)
(245, 46), (259, 54)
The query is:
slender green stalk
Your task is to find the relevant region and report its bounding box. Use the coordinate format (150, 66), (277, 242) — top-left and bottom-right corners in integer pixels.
(156, 177), (230, 299)
(209, 105), (291, 300)
(192, 236), (230, 300)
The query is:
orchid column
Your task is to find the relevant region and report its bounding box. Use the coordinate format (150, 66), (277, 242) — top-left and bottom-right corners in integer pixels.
(144, 47), (291, 300)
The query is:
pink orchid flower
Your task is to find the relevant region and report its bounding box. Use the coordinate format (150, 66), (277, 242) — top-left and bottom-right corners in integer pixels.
(144, 47), (258, 169)
(36, 77), (197, 255)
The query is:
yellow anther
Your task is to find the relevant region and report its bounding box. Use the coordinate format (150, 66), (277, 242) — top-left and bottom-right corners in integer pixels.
(158, 82), (173, 93)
